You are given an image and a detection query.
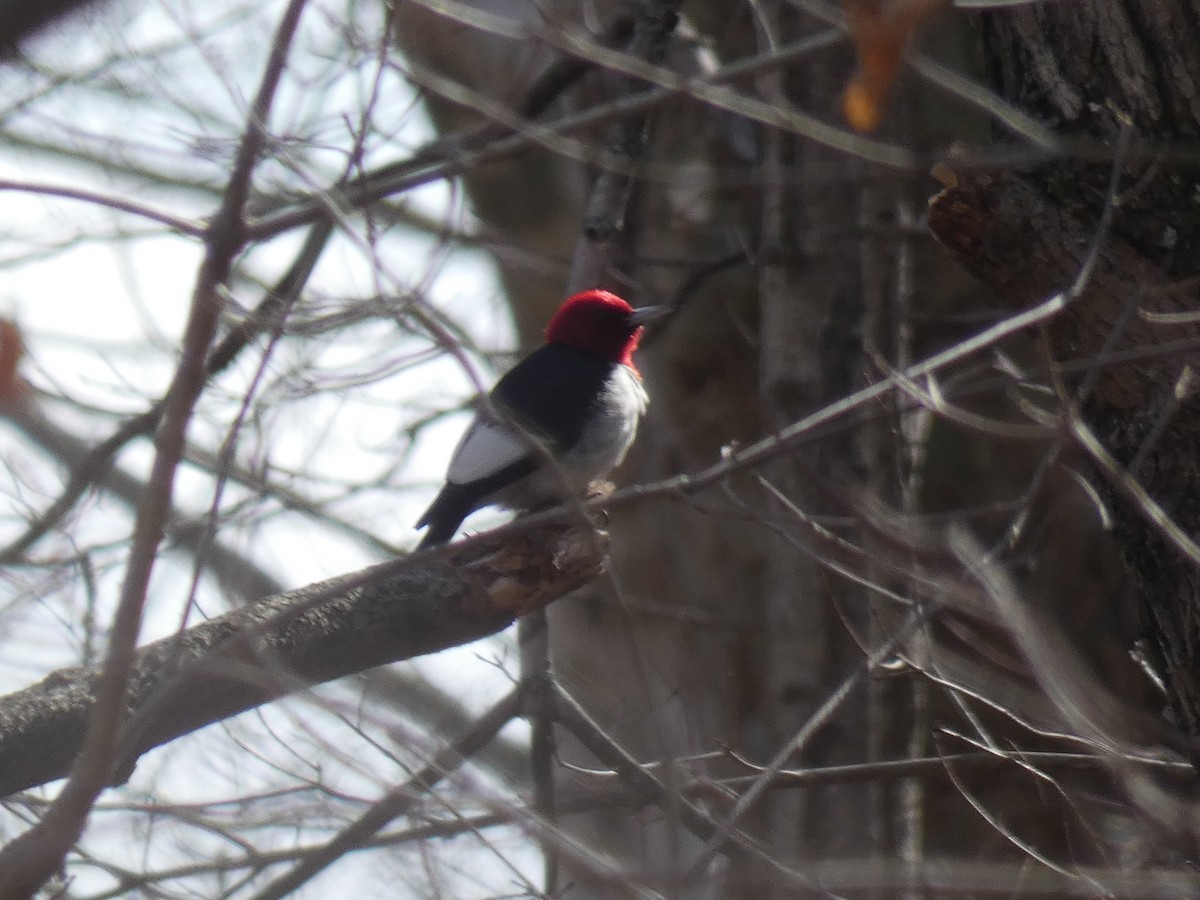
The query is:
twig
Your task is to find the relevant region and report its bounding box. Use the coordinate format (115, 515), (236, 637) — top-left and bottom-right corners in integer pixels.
(552, 682), (848, 894)
(418, 0), (913, 167)
(683, 600), (939, 881)
(248, 688), (524, 900)
(1065, 412), (1200, 570)
(551, 683), (755, 862)
(0, 2), (311, 893)
(4, 404), (284, 604)
(65, 747), (1191, 897)
(0, 179), (204, 235)
(0, 218), (333, 566)
(245, 27), (849, 241)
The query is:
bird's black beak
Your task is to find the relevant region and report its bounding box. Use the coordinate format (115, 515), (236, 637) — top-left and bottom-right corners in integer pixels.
(627, 305), (671, 325)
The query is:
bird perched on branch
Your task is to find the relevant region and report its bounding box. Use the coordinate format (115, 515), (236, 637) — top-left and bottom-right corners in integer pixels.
(415, 289), (666, 548)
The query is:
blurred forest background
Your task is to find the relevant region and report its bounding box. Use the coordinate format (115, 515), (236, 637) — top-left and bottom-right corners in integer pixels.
(2, 0), (1200, 897)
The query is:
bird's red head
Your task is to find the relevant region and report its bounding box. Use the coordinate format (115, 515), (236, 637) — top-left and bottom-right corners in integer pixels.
(544, 289), (646, 370)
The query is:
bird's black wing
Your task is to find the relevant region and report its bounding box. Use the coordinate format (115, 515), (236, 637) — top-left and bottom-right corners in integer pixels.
(415, 345), (611, 547)
(489, 343), (611, 452)
(415, 457), (537, 547)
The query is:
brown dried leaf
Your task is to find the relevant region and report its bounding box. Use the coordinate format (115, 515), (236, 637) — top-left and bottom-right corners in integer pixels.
(0, 318), (25, 405)
(842, 0), (948, 133)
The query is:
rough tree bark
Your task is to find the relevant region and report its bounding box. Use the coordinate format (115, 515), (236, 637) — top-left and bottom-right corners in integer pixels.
(0, 522), (602, 798)
(932, 2), (1200, 736)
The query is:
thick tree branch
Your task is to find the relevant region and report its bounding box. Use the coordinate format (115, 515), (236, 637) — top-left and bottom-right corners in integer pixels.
(927, 166), (1200, 411)
(0, 522), (604, 800)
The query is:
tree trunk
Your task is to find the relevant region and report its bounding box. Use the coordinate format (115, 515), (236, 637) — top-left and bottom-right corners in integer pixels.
(936, 2), (1200, 736)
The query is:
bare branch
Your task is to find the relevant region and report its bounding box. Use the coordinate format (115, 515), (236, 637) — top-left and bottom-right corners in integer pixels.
(0, 2), (313, 890)
(249, 688), (524, 900)
(0, 522), (603, 801)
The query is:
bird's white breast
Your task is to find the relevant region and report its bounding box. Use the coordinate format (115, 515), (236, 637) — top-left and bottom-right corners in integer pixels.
(559, 364), (647, 482)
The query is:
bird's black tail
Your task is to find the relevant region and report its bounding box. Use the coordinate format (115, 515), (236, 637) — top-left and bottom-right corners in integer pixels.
(414, 485), (475, 549)
(415, 518), (461, 549)
(415, 458), (539, 549)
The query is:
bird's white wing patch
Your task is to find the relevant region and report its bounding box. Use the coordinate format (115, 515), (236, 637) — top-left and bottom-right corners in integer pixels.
(446, 416), (532, 484)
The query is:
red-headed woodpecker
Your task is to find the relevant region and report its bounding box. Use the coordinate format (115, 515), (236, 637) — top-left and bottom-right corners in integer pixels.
(415, 289), (665, 548)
